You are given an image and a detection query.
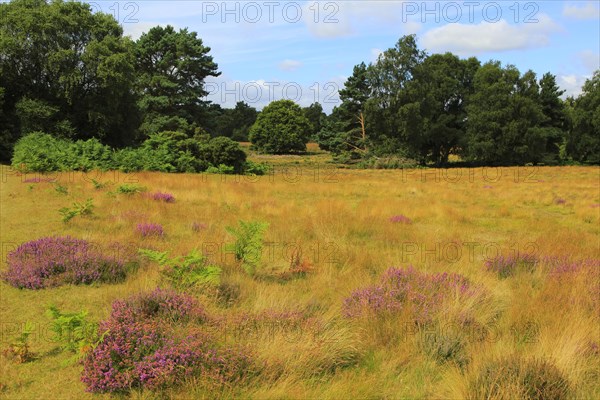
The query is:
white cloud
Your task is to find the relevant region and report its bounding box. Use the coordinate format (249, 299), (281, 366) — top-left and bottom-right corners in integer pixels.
(421, 15), (560, 55)
(557, 74), (590, 97)
(278, 59), (303, 71)
(563, 1), (600, 20)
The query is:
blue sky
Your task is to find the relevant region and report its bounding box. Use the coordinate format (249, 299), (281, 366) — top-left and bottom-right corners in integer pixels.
(91, 0), (598, 112)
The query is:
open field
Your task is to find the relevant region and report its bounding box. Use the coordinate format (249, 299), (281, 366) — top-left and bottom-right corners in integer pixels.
(0, 159), (599, 399)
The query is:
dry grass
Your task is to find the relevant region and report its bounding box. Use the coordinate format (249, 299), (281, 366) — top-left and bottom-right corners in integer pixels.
(0, 161), (598, 399)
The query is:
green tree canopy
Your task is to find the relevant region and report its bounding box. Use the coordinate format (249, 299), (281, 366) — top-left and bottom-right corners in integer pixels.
(135, 25), (220, 137)
(0, 0), (138, 160)
(249, 100), (311, 154)
(566, 71), (600, 164)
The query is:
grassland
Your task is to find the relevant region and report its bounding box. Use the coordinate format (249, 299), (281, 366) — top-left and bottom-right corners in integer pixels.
(0, 150), (599, 399)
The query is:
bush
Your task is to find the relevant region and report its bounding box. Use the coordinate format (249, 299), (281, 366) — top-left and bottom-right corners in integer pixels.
(249, 100), (311, 154)
(243, 160), (271, 176)
(81, 288), (252, 393)
(201, 136), (247, 173)
(11, 132), (114, 172)
(469, 356), (571, 399)
(343, 266), (488, 324)
(11, 132), (69, 172)
(206, 164), (235, 174)
(136, 223), (164, 238)
(3, 237), (130, 289)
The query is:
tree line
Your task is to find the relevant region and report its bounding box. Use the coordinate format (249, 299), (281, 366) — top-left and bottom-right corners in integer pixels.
(1, 1), (597, 168)
(316, 35), (599, 166)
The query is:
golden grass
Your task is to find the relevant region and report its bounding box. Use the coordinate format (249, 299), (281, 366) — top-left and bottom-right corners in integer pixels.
(0, 162), (599, 399)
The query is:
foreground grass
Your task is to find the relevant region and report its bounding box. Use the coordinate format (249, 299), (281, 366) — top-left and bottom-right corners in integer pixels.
(0, 159), (598, 399)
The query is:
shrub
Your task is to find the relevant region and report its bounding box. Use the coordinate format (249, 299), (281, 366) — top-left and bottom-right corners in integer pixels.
(11, 132), (115, 172)
(200, 136), (247, 173)
(343, 266), (487, 324)
(3, 237), (129, 289)
(469, 356), (571, 399)
(485, 253), (538, 278)
(225, 220), (269, 275)
(136, 223), (164, 238)
(243, 160), (271, 176)
(139, 248), (221, 289)
(249, 100), (311, 154)
(81, 288), (252, 393)
(11, 132), (69, 172)
(148, 191), (175, 203)
(206, 164), (235, 174)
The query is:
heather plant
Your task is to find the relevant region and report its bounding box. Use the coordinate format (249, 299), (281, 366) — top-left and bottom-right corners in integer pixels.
(58, 198), (94, 223)
(148, 191), (175, 203)
(3, 322), (35, 363)
(343, 266), (488, 325)
(139, 248), (221, 289)
(485, 253), (539, 278)
(3, 237), (129, 289)
(136, 223), (165, 238)
(225, 220), (269, 275)
(46, 305), (99, 361)
(389, 215), (412, 224)
(81, 288), (252, 393)
(468, 356), (571, 399)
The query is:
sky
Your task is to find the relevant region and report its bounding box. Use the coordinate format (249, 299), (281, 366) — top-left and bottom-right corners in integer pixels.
(90, 0), (598, 112)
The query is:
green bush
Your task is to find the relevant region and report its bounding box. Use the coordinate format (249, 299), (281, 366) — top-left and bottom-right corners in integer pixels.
(11, 132), (69, 172)
(244, 160), (271, 176)
(249, 100), (311, 154)
(200, 136), (247, 173)
(46, 305), (98, 357)
(11, 131), (248, 174)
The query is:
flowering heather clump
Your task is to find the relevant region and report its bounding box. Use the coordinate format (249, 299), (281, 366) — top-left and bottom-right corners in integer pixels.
(343, 266), (485, 324)
(149, 191), (175, 203)
(82, 288), (252, 393)
(110, 287), (207, 324)
(389, 215), (412, 224)
(590, 203), (600, 208)
(136, 223), (164, 237)
(3, 237), (128, 289)
(554, 198), (566, 205)
(484, 253), (538, 278)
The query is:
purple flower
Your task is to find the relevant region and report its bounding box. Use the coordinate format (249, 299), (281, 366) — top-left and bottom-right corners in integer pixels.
(343, 266), (487, 324)
(554, 198), (566, 205)
(484, 253), (538, 278)
(191, 221), (208, 232)
(2, 236), (129, 289)
(149, 192), (175, 203)
(389, 215), (412, 224)
(81, 288), (252, 393)
(136, 223), (164, 237)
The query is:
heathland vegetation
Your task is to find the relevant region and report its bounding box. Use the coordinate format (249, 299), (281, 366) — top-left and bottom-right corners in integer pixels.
(1, 1), (599, 399)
